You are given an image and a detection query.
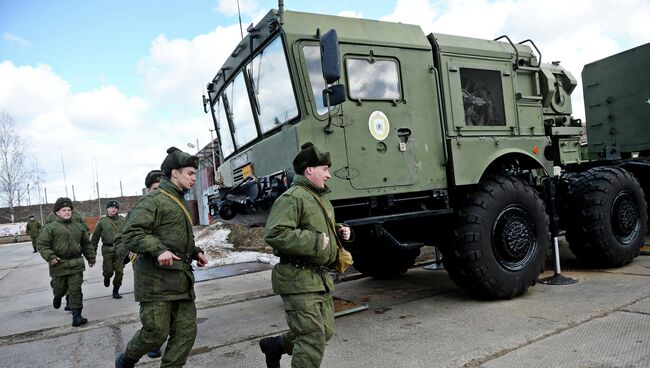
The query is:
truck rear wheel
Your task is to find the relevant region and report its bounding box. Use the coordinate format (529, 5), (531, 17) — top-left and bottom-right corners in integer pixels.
(563, 167), (647, 267)
(442, 176), (549, 299)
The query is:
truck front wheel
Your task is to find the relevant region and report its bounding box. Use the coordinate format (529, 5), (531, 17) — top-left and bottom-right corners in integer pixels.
(442, 176), (549, 299)
(564, 167), (647, 267)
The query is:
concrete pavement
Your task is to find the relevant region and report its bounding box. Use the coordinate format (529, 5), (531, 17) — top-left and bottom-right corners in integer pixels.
(1, 240), (649, 367)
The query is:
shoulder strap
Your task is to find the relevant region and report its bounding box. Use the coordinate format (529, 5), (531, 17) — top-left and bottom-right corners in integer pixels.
(159, 188), (193, 225)
(299, 186), (343, 249)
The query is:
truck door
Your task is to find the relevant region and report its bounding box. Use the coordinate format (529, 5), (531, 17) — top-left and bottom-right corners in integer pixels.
(338, 45), (422, 190)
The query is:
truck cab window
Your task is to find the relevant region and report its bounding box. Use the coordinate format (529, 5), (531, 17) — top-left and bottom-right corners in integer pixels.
(460, 68), (505, 126)
(250, 37), (298, 133)
(346, 57), (401, 100)
(303, 45), (328, 115)
(216, 97), (235, 158)
(228, 71), (258, 147)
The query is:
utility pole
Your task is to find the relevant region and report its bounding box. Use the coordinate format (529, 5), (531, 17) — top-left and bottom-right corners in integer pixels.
(71, 184), (76, 201)
(26, 183), (31, 206)
(120, 180), (123, 197)
(96, 182), (101, 216)
(44, 188), (48, 205)
(209, 129), (219, 182)
(36, 159), (44, 223)
(59, 148), (69, 197)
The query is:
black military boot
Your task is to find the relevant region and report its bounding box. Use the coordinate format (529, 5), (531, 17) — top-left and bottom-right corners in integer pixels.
(104, 277), (110, 287)
(53, 296), (61, 309)
(115, 352), (139, 368)
(112, 285), (122, 299)
(64, 295), (71, 311)
(259, 336), (284, 368)
(71, 308), (88, 327)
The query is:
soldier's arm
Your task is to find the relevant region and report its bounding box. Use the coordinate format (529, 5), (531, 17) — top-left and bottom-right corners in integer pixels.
(36, 227), (57, 263)
(81, 228), (96, 263)
(123, 200), (168, 257)
(90, 220), (102, 248)
(264, 193), (324, 257)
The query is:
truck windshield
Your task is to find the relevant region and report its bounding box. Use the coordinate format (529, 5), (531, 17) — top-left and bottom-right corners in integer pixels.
(213, 36), (298, 158)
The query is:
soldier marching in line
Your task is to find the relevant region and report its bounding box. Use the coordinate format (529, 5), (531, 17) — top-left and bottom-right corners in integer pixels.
(26, 214), (42, 253)
(115, 147), (208, 368)
(36, 197), (96, 327)
(261, 142), (352, 368)
(92, 199), (125, 299)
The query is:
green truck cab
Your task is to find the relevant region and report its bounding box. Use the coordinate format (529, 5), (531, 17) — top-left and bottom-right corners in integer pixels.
(204, 8), (649, 299)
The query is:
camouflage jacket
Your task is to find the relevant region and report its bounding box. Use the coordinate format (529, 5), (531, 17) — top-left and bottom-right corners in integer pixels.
(26, 219), (42, 237)
(122, 179), (203, 302)
(91, 215), (124, 248)
(264, 175), (338, 295)
(37, 216), (95, 277)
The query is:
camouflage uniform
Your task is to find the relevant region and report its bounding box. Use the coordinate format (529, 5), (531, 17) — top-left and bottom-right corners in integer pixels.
(26, 217), (42, 252)
(120, 178), (203, 367)
(264, 174), (339, 368)
(37, 213), (95, 314)
(92, 213), (125, 292)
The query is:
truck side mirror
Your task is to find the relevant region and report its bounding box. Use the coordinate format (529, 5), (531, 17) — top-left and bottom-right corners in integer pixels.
(320, 29), (341, 84)
(322, 84), (346, 107)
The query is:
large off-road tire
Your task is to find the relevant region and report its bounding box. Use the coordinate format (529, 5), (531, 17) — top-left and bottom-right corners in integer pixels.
(563, 167), (647, 267)
(349, 229), (420, 278)
(441, 176), (549, 299)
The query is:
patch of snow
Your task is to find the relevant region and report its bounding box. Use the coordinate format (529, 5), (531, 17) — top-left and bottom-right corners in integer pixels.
(202, 251), (279, 268)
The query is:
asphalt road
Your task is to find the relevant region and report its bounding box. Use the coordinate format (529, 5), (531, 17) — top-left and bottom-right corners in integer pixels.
(1, 240), (649, 368)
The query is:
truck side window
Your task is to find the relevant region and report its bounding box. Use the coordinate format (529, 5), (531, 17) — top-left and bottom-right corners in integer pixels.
(303, 45), (328, 115)
(346, 57), (401, 100)
(216, 97), (235, 158)
(460, 68), (505, 126)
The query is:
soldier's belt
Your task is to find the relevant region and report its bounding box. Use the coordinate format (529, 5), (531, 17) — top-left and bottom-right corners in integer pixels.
(59, 253), (82, 259)
(279, 258), (328, 272)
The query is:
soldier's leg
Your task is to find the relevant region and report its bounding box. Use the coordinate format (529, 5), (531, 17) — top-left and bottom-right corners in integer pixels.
(50, 276), (68, 309)
(160, 300), (197, 368)
(67, 272), (84, 309)
(124, 301), (171, 361)
(102, 246), (115, 280)
(113, 254), (124, 287)
(282, 293), (331, 368)
(31, 237), (38, 252)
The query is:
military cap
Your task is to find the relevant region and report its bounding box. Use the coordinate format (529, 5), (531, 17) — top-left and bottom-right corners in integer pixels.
(160, 147), (199, 177)
(106, 199), (119, 209)
(292, 142), (331, 174)
(144, 169), (163, 189)
(54, 197), (73, 212)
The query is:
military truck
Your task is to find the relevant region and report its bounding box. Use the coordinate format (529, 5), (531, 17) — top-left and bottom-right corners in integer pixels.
(202, 6), (650, 299)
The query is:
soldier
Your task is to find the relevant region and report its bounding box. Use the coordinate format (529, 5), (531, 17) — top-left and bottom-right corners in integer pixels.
(260, 142), (351, 368)
(114, 169), (164, 359)
(115, 147), (208, 368)
(37, 197), (96, 327)
(26, 214), (42, 253)
(92, 199), (125, 299)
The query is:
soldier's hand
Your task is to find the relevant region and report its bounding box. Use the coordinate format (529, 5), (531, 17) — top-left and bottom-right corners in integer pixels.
(49, 257), (61, 265)
(337, 225), (351, 241)
(88, 260), (96, 267)
(196, 252), (208, 267)
(158, 251), (180, 266)
(322, 233), (329, 250)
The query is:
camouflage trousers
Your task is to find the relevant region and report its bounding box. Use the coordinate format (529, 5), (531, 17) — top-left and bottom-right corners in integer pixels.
(102, 245), (124, 287)
(125, 300), (197, 367)
(280, 292), (334, 368)
(50, 272), (84, 309)
(30, 236), (38, 251)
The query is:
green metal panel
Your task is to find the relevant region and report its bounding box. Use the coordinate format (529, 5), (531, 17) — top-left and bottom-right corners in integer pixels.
(448, 136), (552, 185)
(583, 42), (650, 159)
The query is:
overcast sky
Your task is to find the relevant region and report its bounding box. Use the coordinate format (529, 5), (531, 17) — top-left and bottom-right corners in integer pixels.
(1, 0), (648, 204)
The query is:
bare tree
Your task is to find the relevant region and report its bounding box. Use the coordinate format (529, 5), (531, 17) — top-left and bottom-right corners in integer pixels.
(0, 110), (32, 222)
